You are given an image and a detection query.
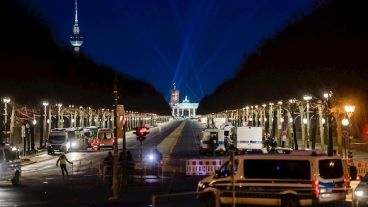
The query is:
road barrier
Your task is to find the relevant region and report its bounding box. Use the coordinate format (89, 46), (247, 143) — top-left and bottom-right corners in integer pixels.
(186, 159), (225, 175)
(351, 162), (368, 177)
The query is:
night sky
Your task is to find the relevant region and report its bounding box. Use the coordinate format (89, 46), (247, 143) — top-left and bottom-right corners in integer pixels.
(27, 0), (315, 103)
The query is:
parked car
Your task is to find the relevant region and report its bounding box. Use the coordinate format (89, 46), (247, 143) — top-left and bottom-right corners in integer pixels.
(90, 128), (114, 150)
(354, 172), (368, 207)
(197, 150), (349, 207)
(0, 143), (21, 185)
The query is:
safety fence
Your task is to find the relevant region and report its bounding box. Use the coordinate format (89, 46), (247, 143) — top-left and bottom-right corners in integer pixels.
(186, 159), (226, 175)
(351, 161), (368, 177)
(99, 160), (164, 185)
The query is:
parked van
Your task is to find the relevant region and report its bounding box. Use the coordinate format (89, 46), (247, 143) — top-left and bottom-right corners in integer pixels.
(197, 151), (349, 206)
(0, 144), (21, 185)
(47, 128), (69, 154)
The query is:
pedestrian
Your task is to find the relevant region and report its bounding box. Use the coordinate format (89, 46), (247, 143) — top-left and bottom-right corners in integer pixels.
(126, 150), (135, 183)
(104, 151), (113, 165)
(56, 152), (73, 179)
(103, 151), (113, 184)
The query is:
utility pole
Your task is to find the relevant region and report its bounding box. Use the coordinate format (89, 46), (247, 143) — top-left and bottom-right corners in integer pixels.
(109, 72), (120, 201)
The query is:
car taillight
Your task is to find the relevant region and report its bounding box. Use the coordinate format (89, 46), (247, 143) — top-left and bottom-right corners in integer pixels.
(313, 180), (320, 196)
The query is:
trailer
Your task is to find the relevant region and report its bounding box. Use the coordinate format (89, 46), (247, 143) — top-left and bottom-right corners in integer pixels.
(231, 126), (263, 154)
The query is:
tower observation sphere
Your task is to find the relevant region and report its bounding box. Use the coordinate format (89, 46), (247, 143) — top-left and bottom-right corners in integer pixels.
(70, 0), (83, 55)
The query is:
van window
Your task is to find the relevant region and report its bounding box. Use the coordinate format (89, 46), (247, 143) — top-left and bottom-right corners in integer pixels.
(98, 132), (112, 139)
(244, 159), (311, 180)
(49, 134), (66, 144)
(4, 148), (18, 161)
(216, 160), (239, 178)
(319, 159), (343, 179)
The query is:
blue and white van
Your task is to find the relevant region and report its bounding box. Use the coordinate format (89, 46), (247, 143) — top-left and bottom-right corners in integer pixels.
(197, 150), (349, 206)
(0, 144), (21, 185)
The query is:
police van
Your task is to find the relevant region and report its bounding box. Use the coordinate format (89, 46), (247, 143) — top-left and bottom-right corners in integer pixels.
(0, 144), (21, 185)
(197, 151), (349, 206)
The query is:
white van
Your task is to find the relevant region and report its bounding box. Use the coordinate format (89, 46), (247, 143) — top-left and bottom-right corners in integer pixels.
(197, 151), (349, 206)
(0, 144), (21, 185)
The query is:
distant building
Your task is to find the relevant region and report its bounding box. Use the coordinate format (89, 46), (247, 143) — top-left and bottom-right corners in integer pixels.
(170, 83), (180, 116)
(70, 0), (84, 56)
(173, 96), (198, 118)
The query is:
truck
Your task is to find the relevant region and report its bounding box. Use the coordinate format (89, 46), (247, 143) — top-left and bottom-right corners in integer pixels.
(46, 128), (88, 154)
(198, 125), (234, 155)
(47, 128), (69, 154)
(230, 126), (263, 154)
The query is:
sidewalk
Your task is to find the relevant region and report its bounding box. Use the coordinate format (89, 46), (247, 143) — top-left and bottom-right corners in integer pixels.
(19, 150), (55, 166)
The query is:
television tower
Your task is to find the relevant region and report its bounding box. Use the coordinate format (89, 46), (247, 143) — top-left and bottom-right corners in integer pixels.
(70, 0), (84, 56)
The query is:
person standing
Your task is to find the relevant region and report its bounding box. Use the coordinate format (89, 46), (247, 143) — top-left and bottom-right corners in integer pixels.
(56, 153), (73, 179)
(126, 150), (135, 183)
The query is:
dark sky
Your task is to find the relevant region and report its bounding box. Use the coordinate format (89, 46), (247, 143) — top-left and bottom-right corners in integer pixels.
(27, 0), (315, 103)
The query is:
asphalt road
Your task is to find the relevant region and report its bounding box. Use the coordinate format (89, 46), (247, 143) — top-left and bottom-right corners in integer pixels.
(0, 120), (186, 207)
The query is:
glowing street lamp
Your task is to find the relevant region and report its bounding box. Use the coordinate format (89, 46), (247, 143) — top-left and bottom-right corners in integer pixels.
(42, 101), (49, 148)
(342, 118), (349, 126)
(2, 97), (10, 143)
(303, 95), (312, 149)
(344, 104), (355, 160)
(345, 105), (355, 116)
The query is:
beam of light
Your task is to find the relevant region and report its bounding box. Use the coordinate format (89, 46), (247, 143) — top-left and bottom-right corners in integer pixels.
(114, 1), (201, 102)
(193, 0), (267, 82)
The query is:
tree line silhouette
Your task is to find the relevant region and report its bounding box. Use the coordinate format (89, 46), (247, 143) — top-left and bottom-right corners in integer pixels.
(0, 0), (170, 115)
(198, 0), (368, 137)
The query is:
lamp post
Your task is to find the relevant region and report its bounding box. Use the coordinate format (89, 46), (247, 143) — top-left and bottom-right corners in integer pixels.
(57, 103), (62, 128)
(42, 101), (49, 148)
(303, 95), (312, 149)
(324, 91), (333, 156)
(2, 97), (10, 143)
(344, 105), (355, 160)
(269, 102), (274, 138)
(341, 118), (349, 159)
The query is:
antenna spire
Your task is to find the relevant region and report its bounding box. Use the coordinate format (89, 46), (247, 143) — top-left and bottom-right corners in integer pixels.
(75, 0), (78, 24)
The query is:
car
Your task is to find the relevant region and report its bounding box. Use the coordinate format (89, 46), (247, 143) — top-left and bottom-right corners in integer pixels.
(197, 151), (349, 207)
(0, 144), (21, 185)
(90, 128), (115, 150)
(354, 172), (368, 207)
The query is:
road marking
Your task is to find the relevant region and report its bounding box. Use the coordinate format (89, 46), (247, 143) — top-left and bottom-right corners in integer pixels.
(156, 121), (186, 156)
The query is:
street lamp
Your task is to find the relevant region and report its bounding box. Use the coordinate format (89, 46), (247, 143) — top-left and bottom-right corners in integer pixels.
(323, 91), (333, 156)
(2, 97), (10, 143)
(42, 101), (49, 148)
(303, 95), (312, 149)
(344, 104), (355, 161)
(57, 103), (62, 128)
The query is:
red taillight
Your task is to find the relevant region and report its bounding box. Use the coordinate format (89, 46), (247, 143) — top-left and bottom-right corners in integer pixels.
(313, 180), (320, 196)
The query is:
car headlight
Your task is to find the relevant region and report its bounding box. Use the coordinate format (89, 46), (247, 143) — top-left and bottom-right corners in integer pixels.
(197, 182), (207, 190)
(71, 141), (78, 148)
(355, 190), (364, 197)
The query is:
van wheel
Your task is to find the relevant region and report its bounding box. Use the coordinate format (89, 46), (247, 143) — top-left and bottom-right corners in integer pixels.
(12, 171), (20, 186)
(281, 194), (300, 207)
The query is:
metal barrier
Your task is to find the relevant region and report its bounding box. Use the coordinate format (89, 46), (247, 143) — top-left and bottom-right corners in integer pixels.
(351, 162), (368, 177)
(186, 159), (225, 175)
